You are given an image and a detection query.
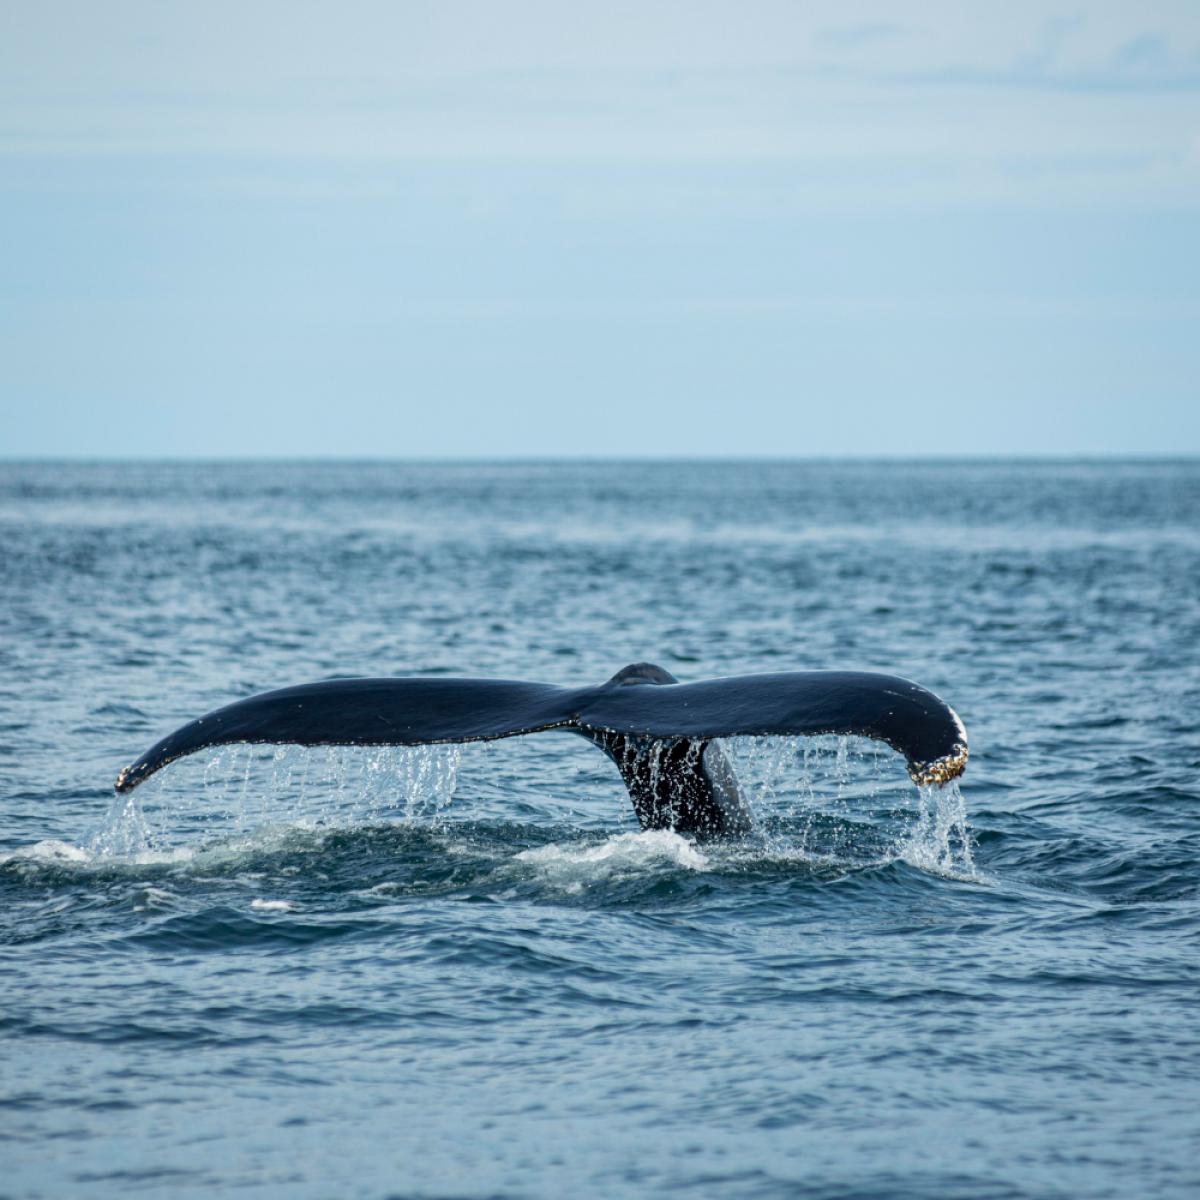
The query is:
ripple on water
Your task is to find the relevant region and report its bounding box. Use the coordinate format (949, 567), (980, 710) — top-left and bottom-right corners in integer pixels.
(4, 461), (1199, 1200)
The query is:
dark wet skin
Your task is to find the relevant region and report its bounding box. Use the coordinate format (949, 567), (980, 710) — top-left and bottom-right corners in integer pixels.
(116, 661), (966, 839)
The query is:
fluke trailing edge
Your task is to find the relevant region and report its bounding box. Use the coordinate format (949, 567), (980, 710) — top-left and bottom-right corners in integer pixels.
(115, 663), (968, 837)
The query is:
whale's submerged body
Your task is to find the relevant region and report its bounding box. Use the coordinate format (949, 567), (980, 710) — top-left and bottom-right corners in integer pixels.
(115, 662), (968, 838)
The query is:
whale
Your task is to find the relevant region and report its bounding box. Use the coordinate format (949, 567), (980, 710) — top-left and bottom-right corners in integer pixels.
(115, 662), (968, 837)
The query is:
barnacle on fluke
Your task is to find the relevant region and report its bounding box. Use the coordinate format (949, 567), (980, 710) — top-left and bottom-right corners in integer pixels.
(908, 745), (970, 787)
(116, 663), (968, 839)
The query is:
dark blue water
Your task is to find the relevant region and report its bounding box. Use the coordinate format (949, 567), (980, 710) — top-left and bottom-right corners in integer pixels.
(2, 461), (1198, 1199)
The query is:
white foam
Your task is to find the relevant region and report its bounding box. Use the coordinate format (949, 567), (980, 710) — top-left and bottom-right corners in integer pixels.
(133, 885), (178, 911)
(363, 881), (404, 895)
(0, 839), (89, 865)
(123, 846), (197, 866)
(185, 823), (326, 869)
(250, 898), (293, 912)
(515, 829), (709, 892)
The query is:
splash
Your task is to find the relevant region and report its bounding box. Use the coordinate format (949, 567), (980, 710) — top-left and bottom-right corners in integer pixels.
(53, 735), (979, 884)
(88, 789), (157, 858)
(719, 734), (980, 880)
(82, 742), (462, 862)
(896, 779), (977, 879)
(515, 829), (709, 893)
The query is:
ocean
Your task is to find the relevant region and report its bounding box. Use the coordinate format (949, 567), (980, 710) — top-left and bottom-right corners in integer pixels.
(2, 460), (1198, 1199)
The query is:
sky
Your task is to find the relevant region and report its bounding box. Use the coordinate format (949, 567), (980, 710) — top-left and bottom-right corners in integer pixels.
(2, 0), (1198, 458)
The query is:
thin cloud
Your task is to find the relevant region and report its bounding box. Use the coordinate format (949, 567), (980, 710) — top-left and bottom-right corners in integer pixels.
(813, 23), (906, 53)
(893, 26), (1200, 93)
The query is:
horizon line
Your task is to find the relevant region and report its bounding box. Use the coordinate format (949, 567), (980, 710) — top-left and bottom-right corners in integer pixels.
(2, 453), (1198, 467)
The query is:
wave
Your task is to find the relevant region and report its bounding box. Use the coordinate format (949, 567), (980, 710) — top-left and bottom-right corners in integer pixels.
(0, 735), (986, 960)
(2, 779), (981, 899)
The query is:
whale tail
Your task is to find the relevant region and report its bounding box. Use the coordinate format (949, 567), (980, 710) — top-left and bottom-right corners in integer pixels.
(114, 663), (967, 838)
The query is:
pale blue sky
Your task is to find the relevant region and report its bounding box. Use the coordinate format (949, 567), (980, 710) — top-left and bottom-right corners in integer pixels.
(2, 1), (1198, 457)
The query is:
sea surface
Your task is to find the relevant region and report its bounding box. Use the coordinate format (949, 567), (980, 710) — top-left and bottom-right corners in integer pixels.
(1, 460), (1198, 1200)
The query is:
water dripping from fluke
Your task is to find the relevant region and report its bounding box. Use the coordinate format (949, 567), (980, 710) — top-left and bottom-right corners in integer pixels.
(75, 743), (464, 868)
(95, 661), (977, 883)
(111, 665), (969, 843)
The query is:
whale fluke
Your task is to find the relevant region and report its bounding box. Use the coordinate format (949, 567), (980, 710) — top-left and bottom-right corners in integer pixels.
(115, 664), (968, 837)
